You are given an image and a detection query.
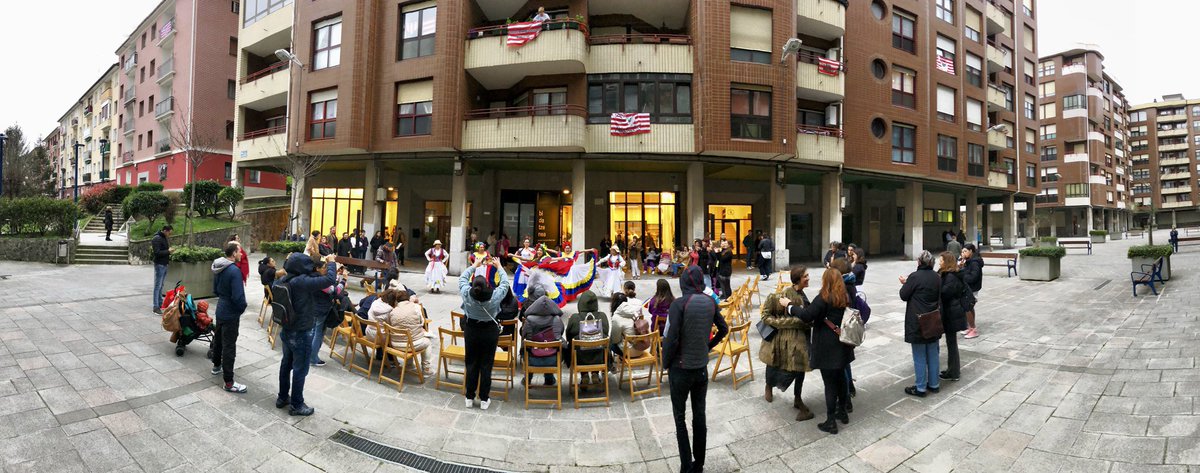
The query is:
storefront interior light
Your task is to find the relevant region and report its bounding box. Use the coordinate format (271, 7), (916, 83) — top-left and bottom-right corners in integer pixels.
(562, 189), (570, 195)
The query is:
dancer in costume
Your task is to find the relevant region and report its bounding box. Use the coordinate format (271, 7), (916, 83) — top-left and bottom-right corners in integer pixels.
(596, 246), (626, 297)
(424, 240), (449, 293)
(511, 245), (598, 307)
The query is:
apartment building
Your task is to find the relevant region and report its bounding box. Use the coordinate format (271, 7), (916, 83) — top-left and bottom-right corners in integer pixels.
(232, 0), (1034, 268)
(1034, 49), (1132, 236)
(55, 65), (120, 199)
(45, 128), (61, 197)
(1128, 94), (1200, 227)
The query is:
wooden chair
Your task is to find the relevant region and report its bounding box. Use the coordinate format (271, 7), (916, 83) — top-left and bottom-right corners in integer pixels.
(619, 332), (661, 401)
(262, 286), (279, 348)
(711, 320), (754, 390)
(328, 312), (354, 366)
(523, 340), (563, 409)
(490, 320), (518, 401)
(434, 326), (466, 393)
(347, 317), (383, 378)
(379, 323), (424, 392)
(570, 338), (610, 408)
(450, 310), (466, 330)
(748, 276), (761, 308)
(257, 285), (271, 326)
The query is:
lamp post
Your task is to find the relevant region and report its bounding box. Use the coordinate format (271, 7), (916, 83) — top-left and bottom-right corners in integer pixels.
(0, 132), (6, 198)
(274, 48), (307, 235)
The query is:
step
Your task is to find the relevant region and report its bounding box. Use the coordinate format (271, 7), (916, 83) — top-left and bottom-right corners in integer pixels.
(73, 258), (128, 265)
(77, 245), (128, 251)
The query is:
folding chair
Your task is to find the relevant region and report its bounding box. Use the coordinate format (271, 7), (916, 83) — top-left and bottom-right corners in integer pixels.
(523, 340), (563, 409)
(379, 323), (424, 392)
(619, 332), (661, 401)
(347, 317), (383, 378)
(328, 312), (354, 366)
(491, 319), (518, 401)
(711, 320), (754, 389)
(434, 326), (466, 393)
(570, 338), (610, 408)
(257, 285), (271, 326)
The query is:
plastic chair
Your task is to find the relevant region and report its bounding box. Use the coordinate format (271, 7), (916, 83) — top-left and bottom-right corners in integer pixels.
(523, 340), (563, 409)
(434, 326), (466, 393)
(257, 285), (271, 326)
(711, 320), (754, 390)
(570, 338), (610, 408)
(619, 332), (661, 401)
(379, 323), (423, 392)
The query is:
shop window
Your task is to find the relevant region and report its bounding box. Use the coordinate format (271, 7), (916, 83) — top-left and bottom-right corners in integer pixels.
(310, 187), (364, 234)
(609, 192), (676, 252)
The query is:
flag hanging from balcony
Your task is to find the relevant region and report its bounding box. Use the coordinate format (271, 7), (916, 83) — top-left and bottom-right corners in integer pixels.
(506, 21), (545, 47)
(610, 113), (651, 136)
(936, 55), (956, 75)
(817, 57), (842, 76)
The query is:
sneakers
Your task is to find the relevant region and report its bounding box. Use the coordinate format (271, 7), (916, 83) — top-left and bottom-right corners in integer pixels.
(904, 386), (927, 397)
(223, 382), (247, 393)
(964, 328), (979, 339)
(275, 397), (289, 409)
(480, 399), (491, 410)
(465, 397), (474, 409)
(312, 360), (327, 367)
(211, 366), (222, 376)
(153, 308), (163, 315)
(288, 404), (314, 416)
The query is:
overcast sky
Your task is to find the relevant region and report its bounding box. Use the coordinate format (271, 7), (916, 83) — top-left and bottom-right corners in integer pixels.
(0, 0), (1196, 142)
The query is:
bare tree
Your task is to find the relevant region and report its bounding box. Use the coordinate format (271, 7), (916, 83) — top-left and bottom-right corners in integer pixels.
(264, 134), (327, 237)
(169, 106), (221, 246)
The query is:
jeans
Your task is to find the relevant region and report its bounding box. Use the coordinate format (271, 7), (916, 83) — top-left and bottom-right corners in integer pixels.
(669, 366), (709, 473)
(279, 329), (312, 409)
(819, 369), (849, 418)
(463, 319), (500, 401)
(631, 262), (641, 278)
(717, 275), (732, 300)
(210, 317), (241, 384)
(944, 330), (960, 378)
(745, 250), (754, 268)
(911, 342), (941, 392)
(844, 365), (855, 392)
(153, 264), (169, 310)
(309, 310), (328, 364)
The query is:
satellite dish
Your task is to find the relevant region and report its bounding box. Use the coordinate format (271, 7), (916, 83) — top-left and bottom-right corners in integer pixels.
(780, 38), (803, 63)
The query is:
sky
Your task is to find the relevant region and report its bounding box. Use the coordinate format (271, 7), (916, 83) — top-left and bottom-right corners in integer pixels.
(0, 0), (1197, 143)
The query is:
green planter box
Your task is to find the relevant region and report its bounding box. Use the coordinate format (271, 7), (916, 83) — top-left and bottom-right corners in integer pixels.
(1018, 255), (1061, 281)
(165, 261), (216, 299)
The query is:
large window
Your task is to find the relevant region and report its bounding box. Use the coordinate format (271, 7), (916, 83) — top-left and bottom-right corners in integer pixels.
(1038, 61), (1055, 77)
(937, 135), (957, 172)
(966, 99), (983, 131)
(892, 67), (916, 108)
(1041, 166), (1059, 182)
(1039, 102), (1056, 120)
(243, 0), (291, 27)
(1024, 94), (1035, 119)
(1040, 124), (1056, 141)
(964, 7), (982, 42)
(936, 35), (956, 62)
(1036, 187), (1058, 204)
(1063, 94), (1085, 110)
(313, 16), (342, 70)
(1039, 82), (1055, 98)
(1041, 146), (1057, 161)
(310, 188), (364, 234)
(936, 0), (954, 23)
(609, 192), (676, 252)
(396, 80), (433, 136)
(730, 87), (771, 140)
(309, 89), (337, 140)
(1129, 110), (1147, 122)
(400, 5), (436, 59)
(965, 53), (982, 87)
(1065, 183), (1089, 197)
(1025, 128), (1036, 153)
(967, 143), (985, 176)
(1026, 164), (1037, 187)
(936, 85), (956, 122)
(587, 74), (692, 124)
(892, 10), (916, 53)
(730, 6), (773, 64)
(892, 123), (916, 164)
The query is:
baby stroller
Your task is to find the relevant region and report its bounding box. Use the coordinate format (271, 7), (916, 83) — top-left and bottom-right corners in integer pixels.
(160, 282), (214, 357)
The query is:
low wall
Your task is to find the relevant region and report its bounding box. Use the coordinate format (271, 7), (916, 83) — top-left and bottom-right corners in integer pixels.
(129, 223), (251, 265)
(241, 207), (289, 252)
(0, 237), (73, 264)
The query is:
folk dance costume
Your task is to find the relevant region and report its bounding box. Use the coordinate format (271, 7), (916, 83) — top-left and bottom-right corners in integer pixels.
(596, 250), (626, 296)
(424, 243), (449, 292)
(511, 247), (597, 307)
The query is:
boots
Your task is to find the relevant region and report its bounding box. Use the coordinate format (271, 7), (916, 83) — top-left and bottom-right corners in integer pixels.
(764, 384), (774, 403)
(817, 418), (839, 434)
(794, 399), (815, 421)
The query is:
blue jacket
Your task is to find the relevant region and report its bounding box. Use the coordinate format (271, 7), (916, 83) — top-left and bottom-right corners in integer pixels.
(458, 265), (511, 323)
(275, 254), (337, 332)
(212, 258), (247, 322)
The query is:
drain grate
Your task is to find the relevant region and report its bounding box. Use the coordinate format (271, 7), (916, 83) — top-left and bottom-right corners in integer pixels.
(329, 429), (509, 473)
(1093, 279), (1112, 290)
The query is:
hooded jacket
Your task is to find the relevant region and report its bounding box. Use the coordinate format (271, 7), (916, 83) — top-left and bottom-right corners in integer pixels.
(566, 291), (611, 365)
(275, 254), (337, 332)
(151, 231), (171, 266)
(521, 294), (564, 346)
(662, 266), (727, 370)
(611, 297), (646, 348)
(961, 254), (984, 292)
(212, 257), (247, 322)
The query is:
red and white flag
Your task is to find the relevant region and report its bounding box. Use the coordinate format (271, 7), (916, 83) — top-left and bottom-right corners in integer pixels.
(817, 57), (842, 76)
(936, 55), (956, 75)
(610, 113), (651, 136)
(506, 21), (544, 47)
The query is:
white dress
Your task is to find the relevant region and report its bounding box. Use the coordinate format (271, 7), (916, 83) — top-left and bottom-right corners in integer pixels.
(597, 254), (625, 296)
(424, 248), (448, 290)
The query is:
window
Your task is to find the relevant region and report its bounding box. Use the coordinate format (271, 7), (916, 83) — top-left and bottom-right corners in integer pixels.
(225, 121), (234, 140)
(891, 123), (915, 164)
(248, 170), (261, 184)
(1039, 82), (1055, 98)
(936, 85), (956, 122)
(1026, 164), (1036, 187)
(892, 10), (916, 53)
(966, 99), (983, 131)
(1041, 167), (1059, 182)
(141, 32), (147, 49)
(1023, 0), (1034, 17)
(308, 89), (337, 140)
(147, 130), (153, 148)
(1023, 25), (1035, 51)
(229, 37), (238, 56)
(964, 7), (982, 42)
(138, 134), (143, 150)
(1193, 105), (1200, 116)
(936, 35), (956, 62)
(232, 1), (239, 13)
(396, 101), (432, 136)
(244, 0), (293, 27)
(937, 135), (957, 172)
(1002, 84), (1014, 111)
(149, 59), (155, 76)
(1065, 183), (1088, 197)
(891, 67), (915, 108)
(730, 87), (771, 140)
(936, 0), (954, 23)
(224, 163), (232, 181)
(1005, 159), (1016, 184)
(400, 4), (436, 59)
(587, 74), (692, 124)
(1023, 59), (1035, 85)
(158, 164), (168, 182)
(1130, 111), (1146, 122)
(730, 6), (773, 64)
(227, 79), (236, 99)
(968, 143), (984, 176)
(139, 100), (145, 117)
(1041, 146), (1057, 161)
(1024, 94), (1035, 119)
(1038, 61), (1055, 77)
(1036, 187), (1058, 203)
(965, 53), (982, 87)
(1039, 103), (1056, 119)
(1025, 128), (1036, 153)
(1063, 94), (1085, 110)
(140, 67), (145, 83)
(313, 16), (342, 70)
(796, 109), (827, 128)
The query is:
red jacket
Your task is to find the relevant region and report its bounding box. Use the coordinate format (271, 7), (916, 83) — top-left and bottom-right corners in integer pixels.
(236, 247), (250, 285)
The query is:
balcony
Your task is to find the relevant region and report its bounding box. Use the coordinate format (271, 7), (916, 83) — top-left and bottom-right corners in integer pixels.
(121, 151), (134, 164)
(154, 96), (174, 121)
(1158, 113), (1188, 123)
(586, 124), (695, 154)
(465, 20), (588, 89)
(795, 51), (844, 102)
(122, 120), (135, 136)
(1160, 157), (1190, 166)
(1117, 201), (1127, 209)
(1162, 200), (1193, 209)
(1159, 128), (1187, 137)
(155, 18), (176, 47)
(1159, 142), (1189, 152)
(1162, 186), (1192, 195)
(1087, 131), (1106, 142)
(1086, 86), (1105, 99)
(155, 139), (172, 156)
(1063, 152), (1089, 163)
(122, 88), (136, 106)
(587, 35), (692, 75)
(1088, 175), (1107, 185)
(987, 171), (1009, 189)
(461, 105), (586, 152)
(82, 173), (92, 183)
(796, 0), (846, 40)
(793, 125), (844, 167)
(985, 2), (1009, 36)
(986, 44), (1009, 72)
(100, 142), (110, 158)
(1117, 183), (1126, 192)
(122, 52), (137, 73)
(84, 105), (93, 116)
(1061, 64), (1086, 76)
(82, 127), (92, 141)
(241, 0), (294, 45)
(99, 170), (110, 181)
(986, 85), (1006, 111)
(1116, 166), (1125, 175)
(99, 88), (112, 103)
(987, 129), (1008, 150)
(1161, 172), (1192, 181)
(156, 57), (175, 84)
(237, 126), (287, 161)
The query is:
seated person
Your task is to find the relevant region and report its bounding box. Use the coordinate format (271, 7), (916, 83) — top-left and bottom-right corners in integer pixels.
(520, 286), (564, 386)
(378, 291), (434, 376)
(565, 290), (611, 385)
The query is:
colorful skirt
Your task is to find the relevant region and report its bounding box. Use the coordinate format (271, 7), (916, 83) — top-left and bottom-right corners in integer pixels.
(425, 261), (448, 290)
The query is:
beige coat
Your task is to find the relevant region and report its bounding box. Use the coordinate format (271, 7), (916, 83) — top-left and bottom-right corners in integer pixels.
(374, 301), (430, 352)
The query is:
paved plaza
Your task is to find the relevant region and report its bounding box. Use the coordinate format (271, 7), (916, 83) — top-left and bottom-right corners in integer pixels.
(0, 233), (1197, 472)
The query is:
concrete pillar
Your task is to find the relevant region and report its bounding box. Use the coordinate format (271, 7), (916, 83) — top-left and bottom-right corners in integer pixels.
(571, 160), (587, 251)
(1002, 194), (1015, 248)
(1172, 210), (1178, 228)
(448, 167), (468, 274)
(686, 162), (705, 241)
(770, 181), (789, 269)
(362, 161), (379, 236)
(820, 173), (843, 247)
(985, 205), (994, 246)
(1085, 206), (1094, 235)
(965, 189), (979, 246)
(1024, 197), (1036, 244)
(904, 182), (923, 259)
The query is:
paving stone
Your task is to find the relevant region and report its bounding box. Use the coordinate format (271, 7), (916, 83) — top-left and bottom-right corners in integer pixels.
(1093, 434), (1167, 464)
(1085, 413), (1151, 436)
(300, 442), (380, 473)
(854, 437), (915, 472)
(70, 428), (137, 471)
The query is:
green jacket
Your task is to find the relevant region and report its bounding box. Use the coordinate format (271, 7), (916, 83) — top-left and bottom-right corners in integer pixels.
(758, 287), (811, 372)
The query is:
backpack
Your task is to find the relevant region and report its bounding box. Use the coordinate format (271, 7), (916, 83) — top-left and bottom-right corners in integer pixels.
(528, 325), (558, 357)
(578, 313), (605, 342)
(632, 315), (651, 351)
(270, 281), (298, 330)
(852, 290), (872, 324)
(825, 308), (865, 347)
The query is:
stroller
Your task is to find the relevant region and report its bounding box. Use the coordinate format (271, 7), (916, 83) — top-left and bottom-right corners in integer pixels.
(160, 282), (214, 358)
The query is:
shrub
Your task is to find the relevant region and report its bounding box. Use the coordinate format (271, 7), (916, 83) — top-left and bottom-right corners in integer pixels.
(0, 197), (78, 237)
(102, 185), (134, 205)
(182, 180), (223, 217)
(260, 240), (306, 254)
(168, 245), (224, 264)
(123, 192), (171, 232)
(1019, 246), (1066, 259)
(163, 192), (182, 224)
(136, 182), (164, 193)
(1089, 230), (1109, 236)
(1038, 236), (1058, 244)
(1128, 245), (1173, 259)
(217, 186), (245, 219)
(79, 183), (112, 214)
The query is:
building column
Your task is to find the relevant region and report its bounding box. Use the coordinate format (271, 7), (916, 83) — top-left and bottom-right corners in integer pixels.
(904, 182), (923, 259)
(1085, 206), (1094, 235)
(686, 162), (705, 241)
(1171, 210), (1178, 228)
(1002, 194), (1015, 248)
(362, 161), (379, 236)
(985, 204), (994, 246)
(448, 166), (468, 274)
(770, 181), (788, 269)
(965, 189), (979, 246)
(821, 173), (843, 247)
(571, 160), (587, 251)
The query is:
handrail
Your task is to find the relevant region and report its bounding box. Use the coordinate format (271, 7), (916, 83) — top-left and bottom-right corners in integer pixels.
(241, 125), (287, 140)
(464, 104), (587, 120)
(240, 61), (289, 85)
(796, 49), (841, 66)
(589, 34), (692, 45)
(796, 124), (844, 138)
(467, 19), (590, 40)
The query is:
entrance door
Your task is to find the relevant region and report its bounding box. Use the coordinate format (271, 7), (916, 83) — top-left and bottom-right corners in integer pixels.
(706, 204), (752, 255)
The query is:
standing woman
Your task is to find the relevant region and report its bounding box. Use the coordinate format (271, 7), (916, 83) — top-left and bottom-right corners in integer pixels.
(937, 251), (970, 382)
(103, 207), (115, 241)
(778, 268), (853, 434)
(627, 236), (643, 280)
(759, 265), (814, 421)
(899, 250), (942, 397)
(597, 246), (626, 296)
(959, 243), (983, 339)
(458, 257), (510, 410)
(229, 234), (250, 285)
(716, 241), (734, 299)
(851, 248), (867, 286)
(424, 240), (449, 293)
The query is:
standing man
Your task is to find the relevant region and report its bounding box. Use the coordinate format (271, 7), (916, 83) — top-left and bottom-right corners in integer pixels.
(716, 240), (733, 299)
(151, 225), (174, 314)
(336, 232), (352, 258)
(103, 207), (115, 241)
(662, 266), (728, 473)
(370, 230), (385, 260)
(211, 242), (248, 393)
(326, 226), (339, 253)
(394, 227), (406, 266)
(742, 230), (756, 270)
(1170, 227), (1180, 253)
(275, 253), (337, 416)
(757, 233), (775, 281)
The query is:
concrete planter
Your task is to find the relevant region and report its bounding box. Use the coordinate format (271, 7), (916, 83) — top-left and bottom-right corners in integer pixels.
(1018, 255), (1061, 281)
(1035, 240), (1057, 248)
(1130, 256), (1171, 281)
(1111, 232), (1123, 241)
(1090, 234), (1107, 244)
(165, 261), (215, 299)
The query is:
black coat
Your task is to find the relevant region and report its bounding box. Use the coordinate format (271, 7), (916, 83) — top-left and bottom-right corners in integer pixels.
(370, 236), (384, 254)
(940, 271), (970, 333)
(900, 266), (942, 344)
(663, 266), (727, 370)
(789, 294), (854, 370)
(961, 255), (983, 292)
(336, 239), (352, 257)
(103, 211), (114, 230)
(716, 249), (734, 277)
(150, 231), (171, 266)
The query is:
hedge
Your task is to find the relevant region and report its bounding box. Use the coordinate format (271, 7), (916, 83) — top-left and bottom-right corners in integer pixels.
(123, 192), (172, 236)
(1019, 246), (1066, 258)
(260, 240), (306, 254)
(1128, 245), (1173, 259)
(80, 183), (135, 215)
(168, 245), (224, 264)
(217, 186), (245, 218)
(1089, 230), (1109, 236)
(0, 197), (79, 237)
(136, 182), (164, 193)
(1038, 236), (1058, 243)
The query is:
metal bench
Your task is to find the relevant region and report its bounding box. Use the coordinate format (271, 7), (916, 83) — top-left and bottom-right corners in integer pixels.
(1058, 239), (1092, 255)
(978, 252), (1017, 277)
(1131, 256), (1166, 296)
(1128, 230), (1145, 238)
(1174, 236), (1200, 250)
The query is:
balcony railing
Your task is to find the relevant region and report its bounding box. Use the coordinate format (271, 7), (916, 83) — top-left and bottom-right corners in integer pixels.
(122, 52), (137, 73)
(122, 88), (136, 105)
(156, 139), (171, 155)
(156, 18), (176, 46)
(588, 34), (692, 45)
(467, 19), (590, 40)
(796, 124), (844, 138)
(82, 173), (92, 182)
(122, 120), (134, 135)
(154, 96), (174, 120)
(240, 61), (289, 85)
(240, 125), (287, 140)
(99, 170), (110, 181)
(464, 104), (587, 120)
(100, 142), (110, 157)
(157, 57), (174, 82)
(121, 151), (134, 163)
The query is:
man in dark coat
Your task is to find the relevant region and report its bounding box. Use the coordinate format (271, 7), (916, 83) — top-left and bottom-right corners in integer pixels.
(757, 234), (775, 280)
(275, 254), (337, 416)
(336, 232), (352, 258)
(151, 225), (173, 314)
(211, 243), (248, 393)
(103, 208), (115, 241)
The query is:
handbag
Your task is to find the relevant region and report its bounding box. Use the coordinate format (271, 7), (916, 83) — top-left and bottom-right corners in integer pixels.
(756, 319), (777, 341)
(917, 308), (944, 339)
(528, 326), (558, 357)
(823, 309), (864, 347)
(578, 313), (605, 342)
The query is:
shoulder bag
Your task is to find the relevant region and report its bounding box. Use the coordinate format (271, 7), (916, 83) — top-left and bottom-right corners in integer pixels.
(917, 276), (944, 339)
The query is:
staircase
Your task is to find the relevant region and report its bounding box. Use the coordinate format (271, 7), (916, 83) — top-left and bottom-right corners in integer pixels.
(76, 208), (130, 265)
(74, 245), (129, 265)
(83, 208), (126, 233)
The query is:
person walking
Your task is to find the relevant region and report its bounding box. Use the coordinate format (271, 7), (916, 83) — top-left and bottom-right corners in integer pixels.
(757, 234), (775, 281)
(151, 225), (174, 314)
(103, 207), (115, 241)
(760, 266), (814, 421)
(779, 268), (853, 434)
(458, 256), (511, 410)
(716, 240), (733, 299)
(210, 242), (249, 393)
(662, 266), (728, 472)
(899, 251), (942, 397)
(959, 243), (983, 339)
(937, 251), (970, 382)
(275, 253), (338, 416)
(946, 233), (962, 261)
(742, 230), (756, 270)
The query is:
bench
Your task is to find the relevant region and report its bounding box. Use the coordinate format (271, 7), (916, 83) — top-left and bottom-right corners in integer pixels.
(1173, 236), (1200, 250)
(1186, 227), (1200, 236)
(333, 256), (392, 287)
(1128, 230), (1144, 238)
(978, 252), (1017, 277)
(1131, 256), (1166, 296)
(1058, 239), (1092, 255)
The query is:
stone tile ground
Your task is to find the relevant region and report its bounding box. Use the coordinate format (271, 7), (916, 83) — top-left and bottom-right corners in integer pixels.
(0, 231), (1196, 472)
